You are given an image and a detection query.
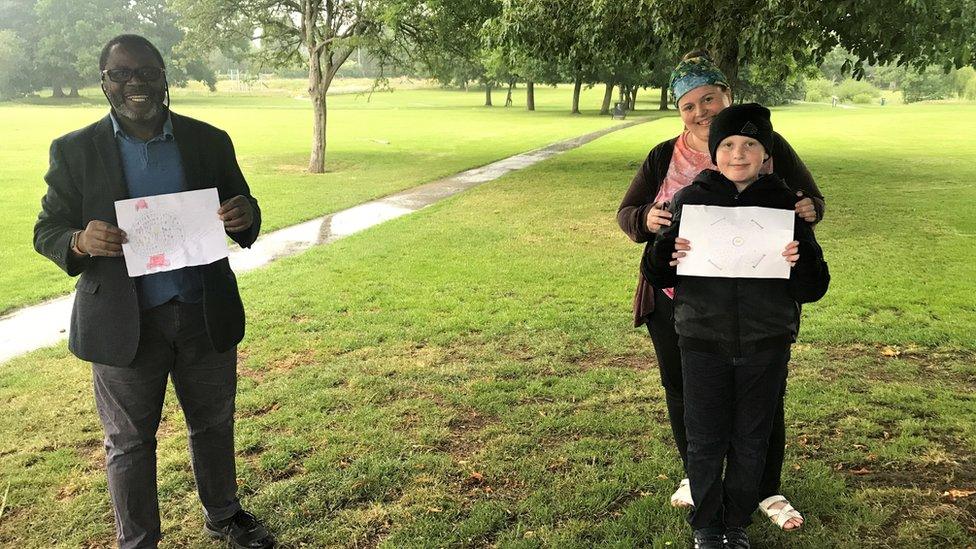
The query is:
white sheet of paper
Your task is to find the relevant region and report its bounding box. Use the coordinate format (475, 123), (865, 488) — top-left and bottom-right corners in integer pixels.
(115, 188), (228, 277)
(677, 205), (795, 279)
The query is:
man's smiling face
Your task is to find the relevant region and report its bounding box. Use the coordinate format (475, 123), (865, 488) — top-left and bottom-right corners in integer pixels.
(101, 44), (166, 124)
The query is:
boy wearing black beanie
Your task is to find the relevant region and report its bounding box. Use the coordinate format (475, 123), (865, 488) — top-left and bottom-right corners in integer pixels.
(641, 104), (830, 549)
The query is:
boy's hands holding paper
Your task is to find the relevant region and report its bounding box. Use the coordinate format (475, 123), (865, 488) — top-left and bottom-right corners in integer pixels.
(670, 238), (800, 268)
(782, 240), (800, 267)
(669, 237), (691, 267)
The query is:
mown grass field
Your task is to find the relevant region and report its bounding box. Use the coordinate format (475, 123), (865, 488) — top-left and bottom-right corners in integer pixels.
(0, 100), (974, 547)
(0, 82), (634, 314)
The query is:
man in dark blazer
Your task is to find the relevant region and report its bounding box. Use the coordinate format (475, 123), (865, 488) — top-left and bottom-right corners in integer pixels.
(34, 35), (274, 549)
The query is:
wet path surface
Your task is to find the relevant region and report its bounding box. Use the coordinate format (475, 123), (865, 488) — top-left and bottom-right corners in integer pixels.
(1, 118), (650, 363)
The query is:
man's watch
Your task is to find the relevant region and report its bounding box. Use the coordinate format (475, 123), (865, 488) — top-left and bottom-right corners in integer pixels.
(70, 230), (88, 256)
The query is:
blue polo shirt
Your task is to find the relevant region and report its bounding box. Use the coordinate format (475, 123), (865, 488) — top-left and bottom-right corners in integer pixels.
(111, 112), (203, 310)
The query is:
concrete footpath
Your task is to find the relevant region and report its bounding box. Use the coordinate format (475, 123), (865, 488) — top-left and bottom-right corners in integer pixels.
(0, 117), (652, 364)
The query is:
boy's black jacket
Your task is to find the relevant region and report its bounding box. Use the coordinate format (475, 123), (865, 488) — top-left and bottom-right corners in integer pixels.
(641, 169), (830, 358)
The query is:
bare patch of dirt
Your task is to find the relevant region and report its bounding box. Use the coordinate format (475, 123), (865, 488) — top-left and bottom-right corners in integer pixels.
(74, 439), (104, 472)
(347, 518), (391, 549)
(240, 347), (321, 382)
(269, 463), (306, 481)
(441, 408), (491, 460)
(578, 352), (655, 373)
(842, 458), (976, 493)
(808, 344), (976, 387)
(239, 442), (265, 457)
(240, 401), (281, 419)
(795, 417), (976, 536)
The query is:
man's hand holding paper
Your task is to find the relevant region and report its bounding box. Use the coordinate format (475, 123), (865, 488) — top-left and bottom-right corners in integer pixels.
(114, 187), (229, 277)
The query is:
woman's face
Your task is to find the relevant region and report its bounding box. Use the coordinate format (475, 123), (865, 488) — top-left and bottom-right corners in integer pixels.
(678, 85), (732, 144)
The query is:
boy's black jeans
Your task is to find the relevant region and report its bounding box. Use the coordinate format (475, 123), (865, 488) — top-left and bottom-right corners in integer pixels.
(681, 345), (790, 530)
(645, 289), (788, 499)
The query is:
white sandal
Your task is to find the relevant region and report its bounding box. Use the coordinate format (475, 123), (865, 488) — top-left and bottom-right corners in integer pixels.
(670, 478), (694, 508)
(758, 494), (803, 530)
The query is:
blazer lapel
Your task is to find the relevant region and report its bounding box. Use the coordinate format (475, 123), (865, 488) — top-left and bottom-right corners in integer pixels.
(171, 112), (206, 191)
(92, 115), (129, 203)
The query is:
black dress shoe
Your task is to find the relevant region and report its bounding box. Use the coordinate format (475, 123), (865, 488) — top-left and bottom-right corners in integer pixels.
(724, 526), (750, 549)
(204, 509), (276, 549)
(693, 527), (725, 549)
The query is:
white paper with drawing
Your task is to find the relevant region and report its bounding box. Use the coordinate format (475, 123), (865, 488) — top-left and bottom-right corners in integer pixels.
(114, 188), (228, 277)
(677, 205), (794, 279)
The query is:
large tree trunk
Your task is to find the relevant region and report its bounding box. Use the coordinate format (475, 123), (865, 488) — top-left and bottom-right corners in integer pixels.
(505, 79), (515, 107)
(629, 87), (638, 110)
(484, 80), (492, 106)
(600, 81), (614, 115)
(51, 85), (64, 98)
(309, 91), (327, 173)
(68, 86), (80, 97)
(659, 80), (669, 110)
(308, 40), (327, 172)
(526, 81), (535, 111)
(711, 41), (740, 98)
(572, 76), (583, 114)
(301, 0), (356, 173)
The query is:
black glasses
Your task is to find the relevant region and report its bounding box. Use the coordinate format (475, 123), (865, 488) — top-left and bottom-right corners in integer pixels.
(101, 67), (165, 83)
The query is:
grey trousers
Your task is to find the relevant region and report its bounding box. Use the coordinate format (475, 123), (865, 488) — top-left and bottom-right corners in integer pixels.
(92, 301), (241, 549)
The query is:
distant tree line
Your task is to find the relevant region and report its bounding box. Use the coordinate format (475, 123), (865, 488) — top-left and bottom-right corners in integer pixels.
(0, 0), (219, 100)
(2, 0), (973, 173)
(812, 46), (976, 104)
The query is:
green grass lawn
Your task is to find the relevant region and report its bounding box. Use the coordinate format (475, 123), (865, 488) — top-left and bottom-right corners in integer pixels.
(0, 81), (649, 314)
(1, 102), (974, 547)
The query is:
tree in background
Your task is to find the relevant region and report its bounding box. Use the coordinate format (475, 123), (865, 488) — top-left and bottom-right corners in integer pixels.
(0, 0), (40, 97)
(0, 29), (29, 100)
(408, 0), (502, 106)
(902, 65), (956, 103)
(649, 0), (976, 97)
(495, 0), (600, 114)
(0, 0), (215, 98)
(131, 0), (218, 90)
(818, 45), (857, 83)
(494, 0), (563, 111)
(736, 57), (812, 105)
(31, 0), (131, 97)
(954, 67), (976, 100)
(587, 0), (658, 115)
(557, 0), (602, 114)
(175, 0), (420, 173)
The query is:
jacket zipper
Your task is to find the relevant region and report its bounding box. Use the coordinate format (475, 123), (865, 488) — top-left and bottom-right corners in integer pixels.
(733, 278), (741, 357)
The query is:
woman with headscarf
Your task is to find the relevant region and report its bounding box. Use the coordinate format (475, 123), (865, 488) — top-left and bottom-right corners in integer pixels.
(617, 50), (824, 532)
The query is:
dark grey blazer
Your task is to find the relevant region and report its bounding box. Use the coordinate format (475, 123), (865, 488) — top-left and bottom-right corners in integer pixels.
(34, 111), (261, 367)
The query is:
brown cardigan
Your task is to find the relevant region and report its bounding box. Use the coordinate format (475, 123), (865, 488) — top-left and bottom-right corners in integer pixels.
(617, 133), (825, 327)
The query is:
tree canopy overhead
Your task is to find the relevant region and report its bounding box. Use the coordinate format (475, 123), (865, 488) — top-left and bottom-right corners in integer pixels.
(649, 0), (976, 87)
(3, 0), (974, 169)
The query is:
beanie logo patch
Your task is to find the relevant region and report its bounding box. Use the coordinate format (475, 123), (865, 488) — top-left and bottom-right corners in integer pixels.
(740, 121), (759, 135)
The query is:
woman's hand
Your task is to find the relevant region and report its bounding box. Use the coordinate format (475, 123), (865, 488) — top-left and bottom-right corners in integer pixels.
(783, 240), (800, 267)
(795, 191), (816, 223)
(669, 237), (691, 267)
(645, 202), (673, 233)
